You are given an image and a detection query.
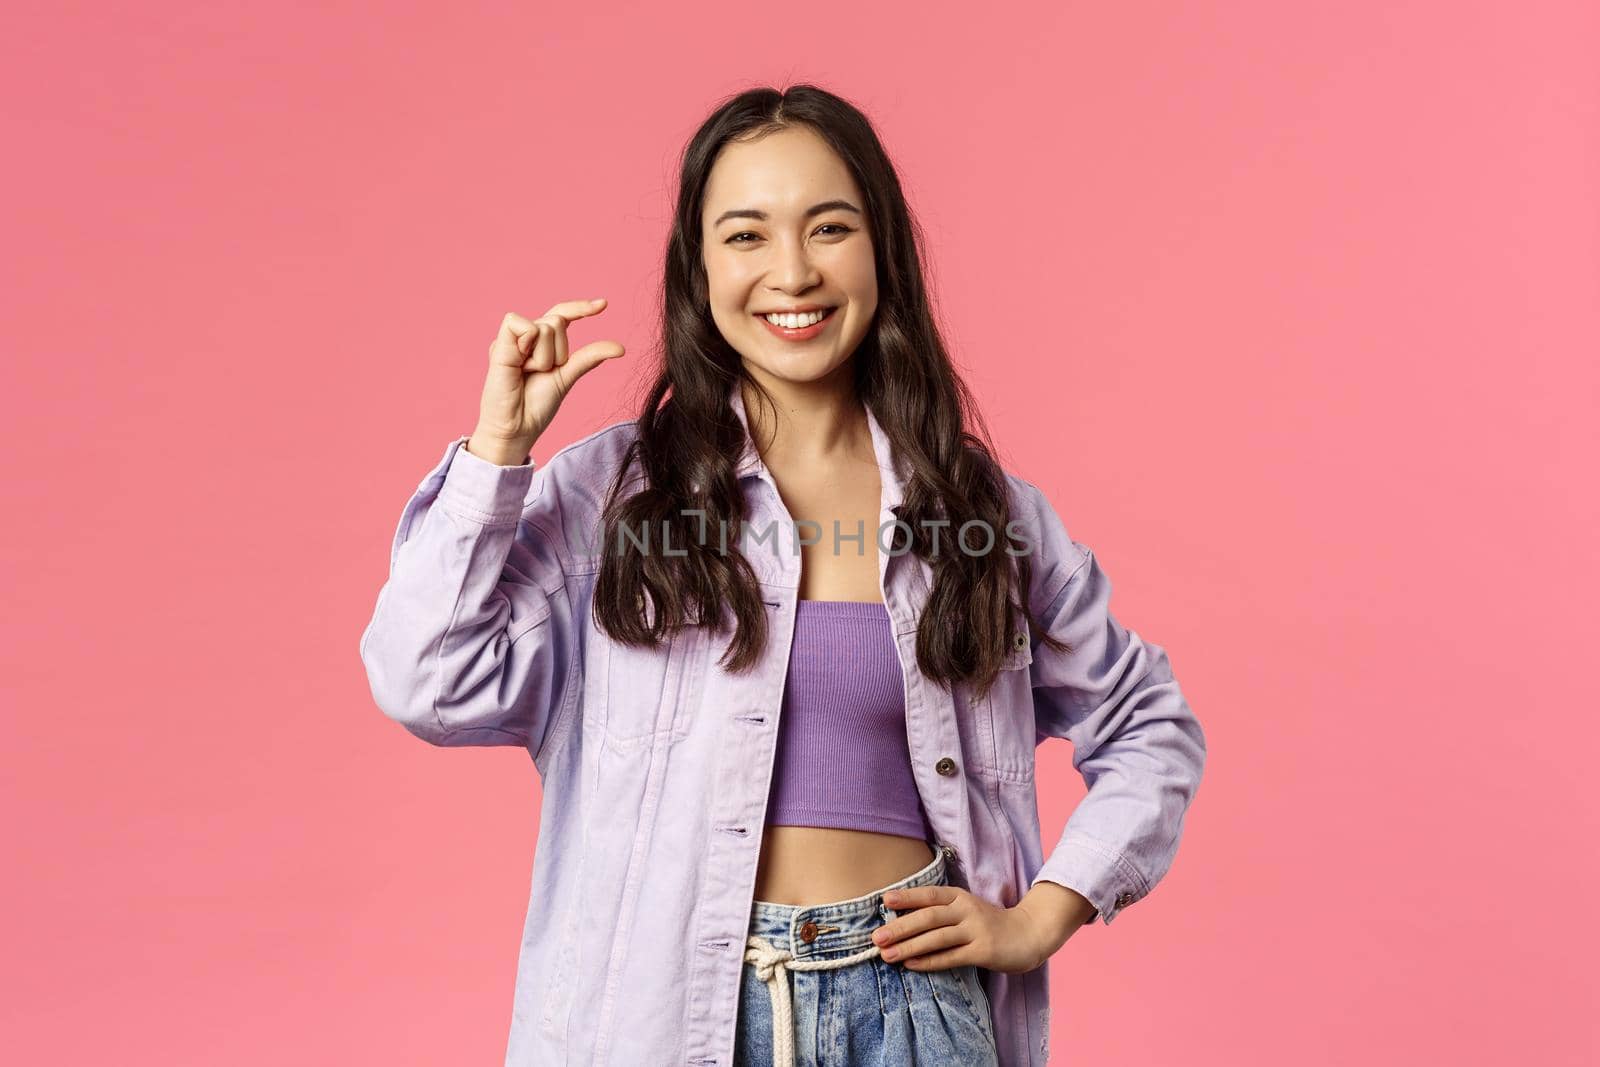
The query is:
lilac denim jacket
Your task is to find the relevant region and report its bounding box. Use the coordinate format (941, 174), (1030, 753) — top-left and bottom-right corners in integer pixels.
(358, 383), (1207, 1066)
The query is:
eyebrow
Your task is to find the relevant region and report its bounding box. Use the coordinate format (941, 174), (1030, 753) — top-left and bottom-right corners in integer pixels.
(712, 199), (863, 228)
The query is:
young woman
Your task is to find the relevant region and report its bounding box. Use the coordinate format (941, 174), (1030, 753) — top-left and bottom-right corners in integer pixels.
(360, 84), (1206, 1067)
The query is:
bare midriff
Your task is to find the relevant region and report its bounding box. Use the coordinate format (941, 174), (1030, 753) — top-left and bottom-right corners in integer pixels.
(752, 825), (936, 905)
(742, 385), (933, 905)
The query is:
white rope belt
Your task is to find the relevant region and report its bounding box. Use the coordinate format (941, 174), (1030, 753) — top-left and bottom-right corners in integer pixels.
(743, 934), (883, 1067)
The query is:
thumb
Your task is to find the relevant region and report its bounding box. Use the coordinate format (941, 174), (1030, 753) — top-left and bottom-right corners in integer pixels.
(562, 339), (627, 385)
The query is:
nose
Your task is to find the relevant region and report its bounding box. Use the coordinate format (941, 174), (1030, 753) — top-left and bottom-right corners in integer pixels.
(766, 236), (823, 294)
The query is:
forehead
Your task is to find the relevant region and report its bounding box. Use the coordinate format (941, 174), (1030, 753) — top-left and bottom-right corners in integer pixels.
(702, 127), (860, 218)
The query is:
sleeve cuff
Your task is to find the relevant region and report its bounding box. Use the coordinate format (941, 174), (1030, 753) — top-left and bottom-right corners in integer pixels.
(436, 435), (537, 525)
(1030, 833), (1149, 926)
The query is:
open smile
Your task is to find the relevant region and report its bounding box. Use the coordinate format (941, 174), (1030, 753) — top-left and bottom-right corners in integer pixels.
(755, 307), (838, 341)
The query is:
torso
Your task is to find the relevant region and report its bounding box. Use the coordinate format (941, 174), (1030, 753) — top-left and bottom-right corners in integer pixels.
(750, 428), (936, 905)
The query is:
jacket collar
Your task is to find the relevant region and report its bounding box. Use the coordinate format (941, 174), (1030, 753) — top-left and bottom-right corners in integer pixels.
(727, 379), (908, 512)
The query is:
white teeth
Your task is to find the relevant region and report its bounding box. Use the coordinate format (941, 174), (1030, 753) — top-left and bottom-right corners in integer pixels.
(763, 309), (829, 328)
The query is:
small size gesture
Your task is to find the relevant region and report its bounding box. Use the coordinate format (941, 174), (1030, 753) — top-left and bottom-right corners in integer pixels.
(467, 298), (627, 466)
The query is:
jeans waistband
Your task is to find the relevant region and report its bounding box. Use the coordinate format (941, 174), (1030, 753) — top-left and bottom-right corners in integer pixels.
(746, 842), (950, 961)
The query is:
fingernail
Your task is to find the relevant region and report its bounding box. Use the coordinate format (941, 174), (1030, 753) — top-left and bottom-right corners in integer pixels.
(881, 948), (898, 960)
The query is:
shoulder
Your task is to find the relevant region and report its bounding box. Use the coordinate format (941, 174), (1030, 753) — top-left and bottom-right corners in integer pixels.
(998, 469), (1091, 609)
(517, 418), (641, 565)
(533, 417), (642, 505)
(543, 415), (640, 470)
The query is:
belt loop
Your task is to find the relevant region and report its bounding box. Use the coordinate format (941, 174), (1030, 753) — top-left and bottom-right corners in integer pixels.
(936, 841), (963, 884)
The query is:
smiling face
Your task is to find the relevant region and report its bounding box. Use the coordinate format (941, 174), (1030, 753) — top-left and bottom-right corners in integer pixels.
(700, 125), (878, 389)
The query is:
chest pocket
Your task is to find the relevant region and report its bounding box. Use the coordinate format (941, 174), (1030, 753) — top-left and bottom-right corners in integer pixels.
(981, 615), (1036, 783)
(597, 624), (707, 751)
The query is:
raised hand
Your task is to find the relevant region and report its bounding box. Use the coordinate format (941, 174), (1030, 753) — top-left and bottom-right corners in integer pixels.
(467, 298), (626, 464)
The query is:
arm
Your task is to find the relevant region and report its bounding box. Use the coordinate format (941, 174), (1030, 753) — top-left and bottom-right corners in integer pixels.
(358, 435), (582, 760)
(1022, 484), (1207, 926)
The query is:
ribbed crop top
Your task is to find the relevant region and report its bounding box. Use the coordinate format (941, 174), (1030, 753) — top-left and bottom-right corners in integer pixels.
(763, 599), (933, 841)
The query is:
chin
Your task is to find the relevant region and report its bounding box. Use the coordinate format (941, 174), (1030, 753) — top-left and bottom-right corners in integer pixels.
(750, 359), (856, 390)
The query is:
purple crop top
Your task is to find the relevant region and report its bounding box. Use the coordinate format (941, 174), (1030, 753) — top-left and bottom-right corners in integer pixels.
(763, 599), (933, 841)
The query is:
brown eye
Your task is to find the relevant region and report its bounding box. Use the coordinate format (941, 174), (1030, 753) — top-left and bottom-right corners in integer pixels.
(725, 224), (853, 245)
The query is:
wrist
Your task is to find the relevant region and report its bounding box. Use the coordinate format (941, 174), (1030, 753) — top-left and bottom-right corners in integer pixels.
(1017, 880), (1097, 961)
(465, 430), (535, 467)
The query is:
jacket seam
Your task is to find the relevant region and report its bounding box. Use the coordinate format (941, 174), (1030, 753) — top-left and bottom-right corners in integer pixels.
(430, 723), (528, 744)
(523, 511), (581, 766)
(1020, 476), (1091, 615)
(435, 487), (523, 527)
(1040, 549), (1092, 622)
(426, 517), (474, 741)
(530, 585), (583, 769)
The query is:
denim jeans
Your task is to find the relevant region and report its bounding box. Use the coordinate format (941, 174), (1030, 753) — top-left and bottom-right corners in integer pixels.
(735, 843), (999, 1067)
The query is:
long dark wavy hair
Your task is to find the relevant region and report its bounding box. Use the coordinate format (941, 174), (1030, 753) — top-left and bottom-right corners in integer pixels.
(592, 83), (1070, 700)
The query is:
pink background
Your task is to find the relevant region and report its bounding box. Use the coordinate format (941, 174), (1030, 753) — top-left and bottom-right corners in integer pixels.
(4, 2), (1596, 1063)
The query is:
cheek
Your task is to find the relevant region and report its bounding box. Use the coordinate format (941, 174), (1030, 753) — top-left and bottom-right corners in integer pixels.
(840, 259), (877, 314)
(701, 247), (733, 290)
(706, 266), (759, 314)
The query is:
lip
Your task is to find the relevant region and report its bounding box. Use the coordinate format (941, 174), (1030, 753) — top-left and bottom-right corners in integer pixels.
(756, 306), (838, 341)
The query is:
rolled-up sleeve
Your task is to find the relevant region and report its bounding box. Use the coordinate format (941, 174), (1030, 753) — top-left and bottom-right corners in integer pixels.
(358, 436), (581, 759)
(1022, 483), (1207, 925)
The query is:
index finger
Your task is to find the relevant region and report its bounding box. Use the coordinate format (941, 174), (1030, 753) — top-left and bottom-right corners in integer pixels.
(881, 885), (957, 910)
(873, 885), (959, 943)
(541, 297), (608, 323)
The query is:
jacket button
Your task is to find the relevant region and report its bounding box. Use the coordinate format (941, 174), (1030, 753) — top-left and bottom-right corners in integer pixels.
(1012, 632), (1027, 650)
(1115, 891), (1136, 909)
(799, 921), (819, 943)
(935, 757), (957, 776)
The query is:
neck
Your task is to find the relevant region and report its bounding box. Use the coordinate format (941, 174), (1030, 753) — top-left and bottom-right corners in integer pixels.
(739, 368), (871, 472)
